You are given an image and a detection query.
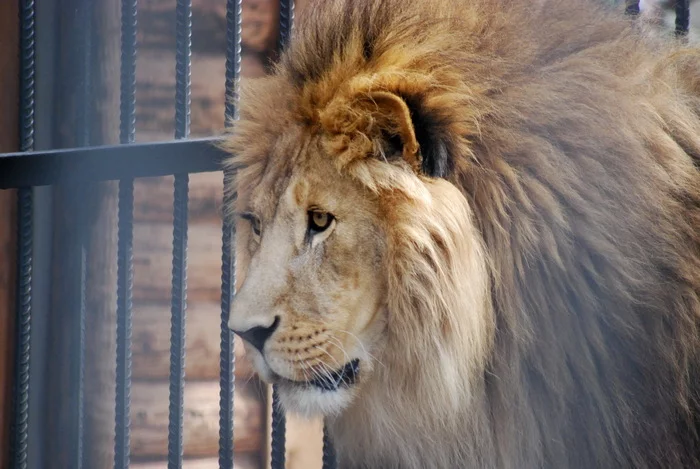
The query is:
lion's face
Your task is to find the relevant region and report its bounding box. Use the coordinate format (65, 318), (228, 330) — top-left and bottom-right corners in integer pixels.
(226, 66), (494, 418)
(228, 136), (389, 416)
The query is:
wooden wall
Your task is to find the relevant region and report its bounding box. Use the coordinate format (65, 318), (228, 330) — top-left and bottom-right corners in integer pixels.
(0, 0), (19, 466)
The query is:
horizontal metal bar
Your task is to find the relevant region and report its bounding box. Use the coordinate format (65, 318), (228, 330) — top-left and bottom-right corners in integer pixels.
(0, 137), (228, 189)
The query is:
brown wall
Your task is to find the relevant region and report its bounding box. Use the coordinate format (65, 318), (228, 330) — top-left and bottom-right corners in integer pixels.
(0, 0), (19, 467)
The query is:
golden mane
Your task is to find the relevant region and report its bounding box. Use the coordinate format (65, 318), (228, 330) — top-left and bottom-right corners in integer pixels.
(223, 0), (700, 467)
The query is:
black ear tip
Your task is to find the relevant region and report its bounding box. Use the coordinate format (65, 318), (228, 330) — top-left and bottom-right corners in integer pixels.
(404, 96), (453, 179)
(421, 139), (451, 178)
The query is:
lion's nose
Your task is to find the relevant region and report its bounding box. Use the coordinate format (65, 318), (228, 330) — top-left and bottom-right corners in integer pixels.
(231, 316), (280, 353)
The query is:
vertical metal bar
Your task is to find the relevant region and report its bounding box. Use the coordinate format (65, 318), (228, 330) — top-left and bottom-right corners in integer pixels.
(76, 243), (87, 469)
(18, 1), (35, 157)
(168, 0), (191, 468)
(10, 2), (36, 468)
(278, 0), (295, 53)
(219, 1), (241, 468)
(168, 174), (188, 469)
(75, 1), (95, 466)
(120, 0), (137, 146)
(322, 425), (337, 469)
(114, 0), (137, 468)
(624, 1), (640, 16)
(270, 387), (286, 469)
(174, 0), (191, 142)
(675, 0), (690, 37)
(269, 2), (294, 466)
(224, 0), (243, 124)
(114, 180), (134, 469)
(11, 189), (32, 469)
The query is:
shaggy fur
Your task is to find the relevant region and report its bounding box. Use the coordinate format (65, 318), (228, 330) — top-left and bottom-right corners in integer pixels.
(223, 0), (700, 468)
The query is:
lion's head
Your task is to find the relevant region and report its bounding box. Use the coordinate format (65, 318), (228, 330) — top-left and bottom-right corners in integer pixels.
(224, 0), (700, 467)
(225, 68), (493, 417)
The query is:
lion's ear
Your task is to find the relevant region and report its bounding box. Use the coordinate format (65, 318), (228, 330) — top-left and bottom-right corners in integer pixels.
(319, 80), (452, 178)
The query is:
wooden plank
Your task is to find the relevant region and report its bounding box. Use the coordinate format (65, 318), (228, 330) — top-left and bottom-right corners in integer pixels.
(131, 381), (264, 459)
(132, 302), (254, 381)
(133, 221), (222, 303)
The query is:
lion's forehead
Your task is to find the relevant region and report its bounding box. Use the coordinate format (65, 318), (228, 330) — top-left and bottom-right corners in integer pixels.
(240, 144), (373, 225)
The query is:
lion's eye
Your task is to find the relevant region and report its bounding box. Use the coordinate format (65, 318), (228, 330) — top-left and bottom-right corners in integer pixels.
(240, 213), (261, 240)
(251, 219), (261, 237)
(308, 210), (334, 233)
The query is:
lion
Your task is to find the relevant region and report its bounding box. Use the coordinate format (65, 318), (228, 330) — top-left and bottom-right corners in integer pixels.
(223, 0), (700, 467)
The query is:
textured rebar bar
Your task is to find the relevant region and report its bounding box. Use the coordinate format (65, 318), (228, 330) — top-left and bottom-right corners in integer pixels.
(115, 179), (134, 469)
(218, 186), (236, 469)
(168, 1), (192, 467)
(168, 174), (189, 469)
(11, 190), (33, 469)
(120, 0), (137, 146)
(224, 0), (242, 124)
(278, 0), (295, 53)
(174, 0), (192, 141)
(115, 1), (137, 468)
(322, 424), (337, 469)
(219, 1), (242, 468)
(270, 386), (286, 469)
(269, 3), (294, 466)
(10, 2), (36, 468)
(19, 0), (35, 154)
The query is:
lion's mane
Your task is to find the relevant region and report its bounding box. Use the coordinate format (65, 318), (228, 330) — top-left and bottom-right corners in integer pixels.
(225, 0), (700, 467)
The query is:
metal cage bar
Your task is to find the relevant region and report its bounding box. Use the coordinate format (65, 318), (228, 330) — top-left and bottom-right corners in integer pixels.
(268, 2), (296, 466)
(624, 1), (640, 16)
(218, 0), (242, 468)
(0, 138), (227, 189)
(11, 188), (33, 469)
(168, 170), (189, 469)
(269, 1), (295, 467)
(76, 235), (87, 469)
(675, 0), (690, 37)
(9, 1), (36, 468)
(323, 424), (337, 469)
(270, 387), (286, 469)
(70, 2), (96, 463)
(115, 178), (134, 469)
(168, 0), (192, 467)
(278, 0), (295, 53)
(114, 0), (138, 468)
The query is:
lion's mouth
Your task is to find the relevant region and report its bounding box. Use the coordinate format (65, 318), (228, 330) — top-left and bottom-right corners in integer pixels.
(273, 358), (360, 392)
(304, 358), (360, 391)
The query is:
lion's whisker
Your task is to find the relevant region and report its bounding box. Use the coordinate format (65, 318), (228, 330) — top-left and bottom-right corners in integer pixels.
(328, 332), (386, 371)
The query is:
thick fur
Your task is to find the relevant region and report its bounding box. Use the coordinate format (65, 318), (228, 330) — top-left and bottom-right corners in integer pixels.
(223, 0), (700, 468)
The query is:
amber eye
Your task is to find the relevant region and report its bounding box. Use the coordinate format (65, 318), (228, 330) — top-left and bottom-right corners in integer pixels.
(308, 210), (334, 233)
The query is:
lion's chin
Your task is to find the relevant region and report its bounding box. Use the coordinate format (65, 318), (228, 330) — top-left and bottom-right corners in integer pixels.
(248, 352), (359, 417)
(275, 381), (356, 418)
